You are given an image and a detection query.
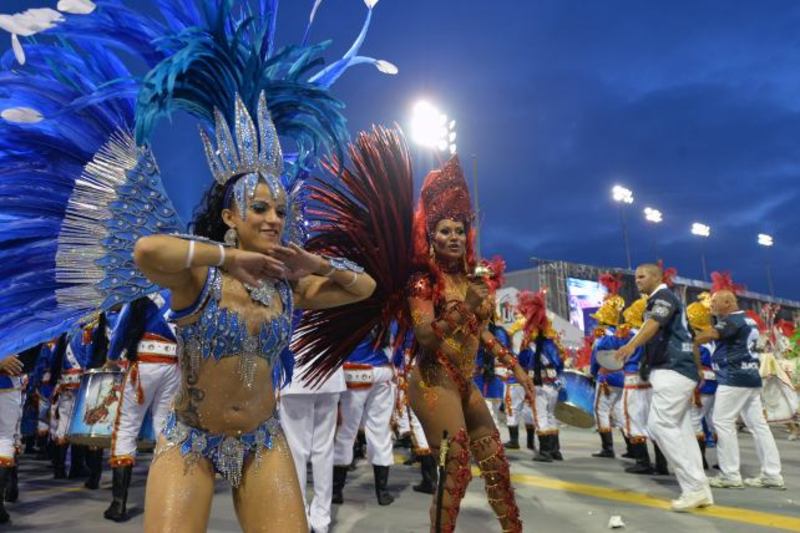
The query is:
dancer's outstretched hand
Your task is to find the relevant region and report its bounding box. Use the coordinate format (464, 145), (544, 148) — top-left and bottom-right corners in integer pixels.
(227, 249), (286, 286)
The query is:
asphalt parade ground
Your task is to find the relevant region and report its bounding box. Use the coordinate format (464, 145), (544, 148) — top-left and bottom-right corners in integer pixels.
(4, 425), (799, 532)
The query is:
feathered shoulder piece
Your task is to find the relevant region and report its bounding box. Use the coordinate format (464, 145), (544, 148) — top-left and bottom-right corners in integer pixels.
(292, 125), (414, 386)
(711, 271), (745, 294)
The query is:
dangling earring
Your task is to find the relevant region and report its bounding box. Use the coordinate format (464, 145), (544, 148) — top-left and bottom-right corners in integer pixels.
(224, 227), (238, 247)
(429, 243), (435, 261)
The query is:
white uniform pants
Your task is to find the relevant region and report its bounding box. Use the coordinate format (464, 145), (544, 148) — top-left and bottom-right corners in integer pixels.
(714, 385), (781, 480)
(485, 398), (502, 428)
(533, 384), (559, 434)
(53, 389), (76, 444)
(505, 383), (533, 427)
(280, 393), (340, 533)
(690, 394), (715, 438)
(622, 374), (652, 439)
(111, 362), (181, 460)
(0, 387), (23, 460)
(594, 383), (623, 432)
(37, 394), (51, 437)
(395, 400), (430, 453)
(647, 369), (707, 494)
(334, 366), (395, 466)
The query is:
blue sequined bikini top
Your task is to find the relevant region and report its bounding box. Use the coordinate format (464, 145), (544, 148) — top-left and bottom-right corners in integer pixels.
(168, 267), (293, 382)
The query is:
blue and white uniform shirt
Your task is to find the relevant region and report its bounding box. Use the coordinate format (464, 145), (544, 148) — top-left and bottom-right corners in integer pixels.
(711, 311), (761, 388)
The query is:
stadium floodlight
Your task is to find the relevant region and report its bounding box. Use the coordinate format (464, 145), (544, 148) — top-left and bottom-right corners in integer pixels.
(691, 223), (710, 238)
(644, 207), (663, 224)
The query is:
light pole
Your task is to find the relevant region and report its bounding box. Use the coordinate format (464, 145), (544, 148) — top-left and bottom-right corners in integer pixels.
(757, 233), (775, 297)
(691, 222), (710, 280)
(612, 185), (634, 269)
(643, 207), (663, 260)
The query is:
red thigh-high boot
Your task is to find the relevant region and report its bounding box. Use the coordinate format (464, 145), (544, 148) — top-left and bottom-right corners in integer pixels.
(429, 428), (472, 533)
(470, 429), (522, 533)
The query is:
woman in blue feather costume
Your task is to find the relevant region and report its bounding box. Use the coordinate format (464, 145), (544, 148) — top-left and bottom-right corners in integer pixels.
(0, 0), (396, 529)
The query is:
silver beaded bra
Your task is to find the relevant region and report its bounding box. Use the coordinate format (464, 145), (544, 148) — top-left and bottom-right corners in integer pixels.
(169, 267), (293, 387)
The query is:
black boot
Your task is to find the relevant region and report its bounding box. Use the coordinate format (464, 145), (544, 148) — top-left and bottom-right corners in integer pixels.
(653, 443), (669, 475)
(34, 436), (50, 461)
(403, 451), (419, 466)
(103, 465), (132, 522)
(332, 465), (348, 504)
(525, 426), (536, 451)
(624, 442), (654, 474)
(697, 438), (709, 470)
(413, 454), (437, 494)
(592, 431), (615, 458)
(373, 465), (395, 506)
(84, 448), (103, 489)
(68, 445), (89, 479)
(23, 436), (36, 455)
(504, 426), (520, 449)
(4, 464), (18, 503)
(551, 433), (564, 461)
(53, 444), (67, 479)
(532, 434), (553, 463)
(394, 433), (412, 449)
(0, 466), (10, 524)
(622, 433), (634, 459)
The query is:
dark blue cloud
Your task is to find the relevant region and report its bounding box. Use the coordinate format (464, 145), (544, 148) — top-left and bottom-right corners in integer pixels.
(3, 0), (799, 298)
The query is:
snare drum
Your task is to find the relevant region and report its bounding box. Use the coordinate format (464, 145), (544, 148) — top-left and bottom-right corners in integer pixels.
(555, 370), (595, 428)
(67, 369), (125, 447)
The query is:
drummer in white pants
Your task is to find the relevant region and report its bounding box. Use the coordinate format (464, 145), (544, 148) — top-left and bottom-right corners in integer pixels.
(333, 332), (396, 506)
(695, 290), (784, 490)
(280, 357), (345, 533)
(504, 379), (534, 450)
(105, 292), (181, 522)
(0, 355), (24, 525)
(616, 264), (711, 512)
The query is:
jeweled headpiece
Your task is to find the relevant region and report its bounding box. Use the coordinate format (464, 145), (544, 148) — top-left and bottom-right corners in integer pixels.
(592, 273), (625, 327)
(419, 155), (473, 232)
(199, 92), (285, 220)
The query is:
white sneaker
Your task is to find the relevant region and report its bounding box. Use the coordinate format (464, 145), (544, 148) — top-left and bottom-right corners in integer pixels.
(744, 475), (785, 490)
(709, 475), (744, 489)
(670, 488), (714, 512)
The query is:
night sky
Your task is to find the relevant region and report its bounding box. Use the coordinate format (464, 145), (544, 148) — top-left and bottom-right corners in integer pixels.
(5, 1), (800, 299)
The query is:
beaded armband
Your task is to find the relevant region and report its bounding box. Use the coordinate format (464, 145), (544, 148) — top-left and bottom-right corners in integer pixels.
(321, 256), (365, 275)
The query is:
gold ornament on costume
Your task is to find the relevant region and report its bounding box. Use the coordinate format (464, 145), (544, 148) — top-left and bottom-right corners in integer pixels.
(591, 273), (625, 327)
(686, 292), (712, 331)
(622, 297), (647, 329)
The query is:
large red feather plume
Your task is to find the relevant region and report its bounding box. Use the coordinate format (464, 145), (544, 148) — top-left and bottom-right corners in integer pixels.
(293, 126), (415, 387)
(574, 336), (594, 370)
(745, 310), (767, 333)
(598, 272), (622, 296)
(710, 271), (746, 295)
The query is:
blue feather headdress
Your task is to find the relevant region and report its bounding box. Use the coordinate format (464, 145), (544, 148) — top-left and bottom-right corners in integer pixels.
(0, 0), (396, 365)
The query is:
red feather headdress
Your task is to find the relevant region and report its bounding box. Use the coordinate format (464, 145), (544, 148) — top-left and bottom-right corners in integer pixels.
(480, 255), (506, 293)
(710, 271), (746, 295)
(516, 289), (549, 340)
(657, 260), (677, 288)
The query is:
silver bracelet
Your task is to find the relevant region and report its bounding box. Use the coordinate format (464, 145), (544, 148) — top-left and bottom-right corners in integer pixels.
(215, 243), (226, 267)
(342, 270), (360, 289)
(185, 240), (196, 269)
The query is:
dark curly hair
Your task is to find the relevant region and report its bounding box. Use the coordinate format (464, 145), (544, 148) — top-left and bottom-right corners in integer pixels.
(190, 181), (229, 242)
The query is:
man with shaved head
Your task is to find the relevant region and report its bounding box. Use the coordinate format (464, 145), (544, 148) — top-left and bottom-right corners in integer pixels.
(694, 291), (784, 490)
(616, 263), (712, 512)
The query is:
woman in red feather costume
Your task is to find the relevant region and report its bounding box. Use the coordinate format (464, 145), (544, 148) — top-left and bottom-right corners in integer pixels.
(405, 156), (534, 533)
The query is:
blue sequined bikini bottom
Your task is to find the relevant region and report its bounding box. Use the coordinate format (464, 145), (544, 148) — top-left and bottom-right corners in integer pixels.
(160, 411), (282, 487)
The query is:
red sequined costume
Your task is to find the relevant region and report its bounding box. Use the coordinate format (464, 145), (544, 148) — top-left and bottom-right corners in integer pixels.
(405, 156), (529, 533)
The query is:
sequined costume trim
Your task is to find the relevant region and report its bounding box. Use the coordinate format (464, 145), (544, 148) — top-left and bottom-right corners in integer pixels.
(433, 427), (472, 533)
(169, 267), (292, 387)
(470, 429), (522, 533)
(159, 411), (282, 488)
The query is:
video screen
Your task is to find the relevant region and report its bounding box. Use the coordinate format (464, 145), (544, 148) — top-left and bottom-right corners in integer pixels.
(567, 277), (608, 335)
